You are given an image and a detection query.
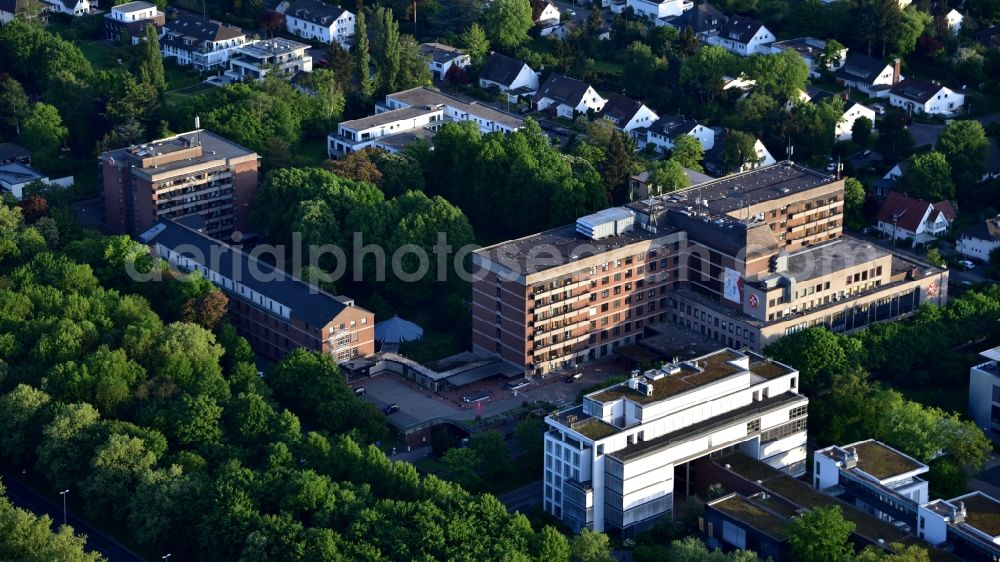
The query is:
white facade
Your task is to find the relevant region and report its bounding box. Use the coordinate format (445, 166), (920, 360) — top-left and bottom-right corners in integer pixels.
(606, 105), (659, 136)
(328, 107), (444, 155)
(285, 8), (355, 48)
(889, 82), (965, 116)
(536, 86), (606, 118)
(224, 39), (313, 83)
(836, 103), (876, 141)
(160, 25), (247, 71)
(478, 62), (539, 96)
(626, 0), (690, 22)
(544, 348), (807, 533)
(383, 88), (523, 135)
(706, 25), (775, 56)
(956, 217), (1000, 261)
(108, 2), (158, 21)
(535, 2), (560, 23)
(421, 45), (470, 81)
(48, 0), (89, 16)
(945, 9), (963, 32)
(647, 125), (715, 154)
(968, 346), (1000, 443)
(876, 207), (952, 243)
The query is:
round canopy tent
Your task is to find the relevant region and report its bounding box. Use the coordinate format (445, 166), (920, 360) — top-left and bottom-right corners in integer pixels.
(374, 315), (424, 344)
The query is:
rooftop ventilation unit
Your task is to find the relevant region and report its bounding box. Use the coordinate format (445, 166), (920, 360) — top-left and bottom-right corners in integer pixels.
(576, 207), (635, 240)
(661, 363), (682, 375)
(636, 381), (654, 397)
(645, 369), (665, 381)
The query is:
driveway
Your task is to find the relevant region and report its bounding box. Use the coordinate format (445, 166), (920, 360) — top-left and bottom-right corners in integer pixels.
(908, 122), (944, 149)
(551, 0), (591, 23)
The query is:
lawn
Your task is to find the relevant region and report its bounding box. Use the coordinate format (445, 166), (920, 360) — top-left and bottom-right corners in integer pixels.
(163, 60), (203, 91)
(77, 40), (122, 70)
(592, 60), (623, 76)
(295, 135), (331, 167)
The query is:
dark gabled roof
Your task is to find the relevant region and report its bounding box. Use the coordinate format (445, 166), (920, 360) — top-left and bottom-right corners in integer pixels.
(480, 53), (531, 87)
(142, 219), (362, 327)
(162, 13), (244, 47)
(418, 42), (466, 63)
(600, 94), (645, 125)
(665, 3), (728, 34)
(533, 73), (591, 106)
(890, 78), (946, 104)
(648, 115), (700, 139)
(286, 0), (349, 26)
(876, 191), (954, 232)
(961, 217), (1000, 243)
(808, 90), (861, 114)
(720, 15), (766, 45)
(0, 142), (31, 164)
(836, 52), (892, 84)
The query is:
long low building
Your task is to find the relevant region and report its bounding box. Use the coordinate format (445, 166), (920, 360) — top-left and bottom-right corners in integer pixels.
(544, 347), (808, 534)
(141, 219), (375, 363)
(472, 162), (947, 376)
(328, 87), (523, 157)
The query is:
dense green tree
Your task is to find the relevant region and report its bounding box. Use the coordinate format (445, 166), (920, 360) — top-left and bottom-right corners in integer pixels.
(852, 116), (873, 149)
(876, 109), (915, 163)
(745, 49), (810, 100)
(894, 8), (930, 56)
(569, 527), (615, 562)
(137, 23), (166, 96)
(787, 505), (855, 562)
(435, 0), (483, 35)
(169, 393), (223, 446)
(442, 446), (482, 489)
(373, 7), (402, 92)
(81, 433), (158, 522)
(461, 23), (490, 64)
(647, 159), (690, 195)
(818, 39), (846, 70)
(898, 151), (955, 201)
(782, 97), (843, 162)
(377, 151), (425, 196)
(622, 41), (663, 99)
(535, 525), (571, 562)
(149, 322), (228, 400)
(396, 35), (433, 91)
(484, 0), (533, 51)
(20, 102), (67, 165)
(181, 291), (229, 330)
(0, 385), (52, 465)
(765, 326), (859, 390)
(0, 77), (30, 136)
(304, 69), (346, 129)
(0, 484), (103, 562)
(936, 120), (990, 187)
(721, 131), (762, 174)
(603, 131), (635, 204)
(356, 7), (375, 100)
(843, 176), (866, 230)
(46, 346), (146, 413)
(680, 45), (738, 104)
(670, 134), (705, 171)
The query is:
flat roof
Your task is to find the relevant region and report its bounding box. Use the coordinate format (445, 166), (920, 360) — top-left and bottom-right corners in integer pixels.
(717, 452), (911, 544)
(113, 0), (155, 11)
(387, 87), (523, 129)
(591, 349), (792, 405)
(957, 492), (1000, 537)
(339, 106), (440, 132)
(710, 494), (791, 539)
(663, 161), (835, 215)
(375, 127), (437, 150)
(475, 222), (677, 276)
(101, 130), (255, 177)
(607, 392), (805, 461)
(238, 38), (309, 58)
(851, 440), (923, 480)
(776, 237), (889, 283)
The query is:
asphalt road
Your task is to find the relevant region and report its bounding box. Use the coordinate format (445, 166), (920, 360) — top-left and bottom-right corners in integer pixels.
(498, 480), (543, 513)
(551, 0), (592, 23)
(1, 471), (146, 562)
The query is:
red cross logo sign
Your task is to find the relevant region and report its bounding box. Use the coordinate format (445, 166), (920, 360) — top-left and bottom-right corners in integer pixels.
(927, 281), (938, 297)
(748, 294), (759, 308)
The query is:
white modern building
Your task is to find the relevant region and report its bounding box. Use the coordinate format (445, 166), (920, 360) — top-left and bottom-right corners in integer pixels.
(224, 38), (313, 82)
(284, 0), (355, 48)
(104, 1), (164, 44)
(705, 16), (774, 56)
(382, 87), (523, 134)
(45, 0), (89, 16)
(0, 162), (72, 200)
(544, 348), (808, 534)
(814, 440), (929, 526)
(918, 491), (1000, 561)
(968, 345), (1000, 443)
(160, 14), (247, 71)
(945, 9), (963, 32)
(956, 215), (1000, 262)
(617, 0), (691, 23)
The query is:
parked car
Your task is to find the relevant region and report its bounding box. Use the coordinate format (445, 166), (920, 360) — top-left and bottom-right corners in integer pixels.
(354, 387), (366, 396)
(860, 149), (872, 159)
(506, 379), (531, 391)
(958, 259), (976, 270)
(860, 226), (875, 235)
(871, 104), (886, 115)
(567, 9), (576, 16)
(825, 162), (837, 172)
(564, 372), (583, 382)
(384, 403), (399, 414)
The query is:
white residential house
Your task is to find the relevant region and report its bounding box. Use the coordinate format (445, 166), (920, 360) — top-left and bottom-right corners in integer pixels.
(285, 0), (355, 48)
(835, 54), (900, 97)
(806, 91), (877, 141)
(945, 8), (963, 32)
(478, 53), (539, 101)
(769, 37), (847, 78)
(704, 129), (775, 175)
(328, 106), (445, 155)
(956, 215), (1000, 262)
(543, 348), (808, 533)
(418, 43), (470, 81)
(224, 38), (313, 82)
(104, 1), (164, 44)
(45, 0), (89, 16)
(663, 3), (727, 37)
(645, 116), (715, 153)
(875, 191), (956, 245)
(533, 74), (606, 118)
(623, 0), (691, 23)
(533, 1), (560, 24)
(160, 15), (247, 71)
(382, 87), (524, 135)
(599, 94), (658, 142)
(0, 162), (72, 200)
(889, 79), (965, 116)
(705, 16), (774, 56)
(1, 0), (51, 23)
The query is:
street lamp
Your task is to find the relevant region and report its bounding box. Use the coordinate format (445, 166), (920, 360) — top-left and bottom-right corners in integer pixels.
(59, 489), (69, 527)
(162, 555), (172, 561)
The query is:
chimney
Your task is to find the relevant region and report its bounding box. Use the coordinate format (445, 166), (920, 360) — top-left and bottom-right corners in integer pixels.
(892, 58), (901, 86)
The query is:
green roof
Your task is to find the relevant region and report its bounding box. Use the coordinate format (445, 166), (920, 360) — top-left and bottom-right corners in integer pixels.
(853, 440), (922, 481)
(711, 495), (790, 539)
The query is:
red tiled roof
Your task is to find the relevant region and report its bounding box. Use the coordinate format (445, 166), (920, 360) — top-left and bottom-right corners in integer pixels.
(876, 191), (953, 233)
